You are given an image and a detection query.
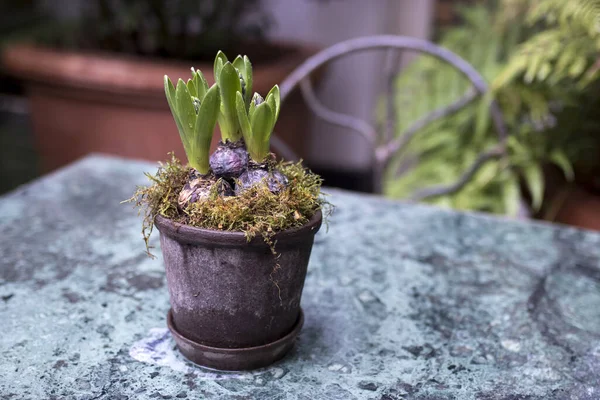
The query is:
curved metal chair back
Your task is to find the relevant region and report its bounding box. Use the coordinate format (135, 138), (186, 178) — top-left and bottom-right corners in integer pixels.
(271, 35), (508, 199)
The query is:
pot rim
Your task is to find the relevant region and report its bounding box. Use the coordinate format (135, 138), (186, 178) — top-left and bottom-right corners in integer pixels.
(155, 209), (322, 248)
(1, 42), (318, 98)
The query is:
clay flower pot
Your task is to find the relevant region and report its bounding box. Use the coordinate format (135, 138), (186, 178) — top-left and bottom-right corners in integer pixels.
(154, 210), (322, 370)
(553, 185), (600, 231)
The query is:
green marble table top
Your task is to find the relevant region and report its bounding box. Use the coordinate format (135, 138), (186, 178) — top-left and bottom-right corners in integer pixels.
(1, 155), (599, 400)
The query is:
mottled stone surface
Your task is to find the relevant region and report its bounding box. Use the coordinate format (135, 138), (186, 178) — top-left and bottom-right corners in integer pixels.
(1, 155), (600, 400)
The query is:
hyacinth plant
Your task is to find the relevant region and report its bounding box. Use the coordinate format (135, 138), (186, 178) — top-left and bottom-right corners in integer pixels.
(214, 50), (253, 142)
(136, 50), (325, 230)
(163, 68), (219, 175)
(235, 85), (288, 194)
(128, 50), (326, 250)
(207, 50), (288, 195)
(164, 68), (234, 208)
(164, 52), (287, 208)
(207, 51), (252, 179)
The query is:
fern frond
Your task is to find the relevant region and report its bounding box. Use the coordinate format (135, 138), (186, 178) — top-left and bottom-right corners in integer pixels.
(495, 29), (598, 88)
(496, 0), (600, 89)
(381, 1), (581, 215)
(528, 0), (600, 39)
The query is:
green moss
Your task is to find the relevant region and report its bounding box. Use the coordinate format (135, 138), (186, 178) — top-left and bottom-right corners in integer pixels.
(126, 154), (329, 256)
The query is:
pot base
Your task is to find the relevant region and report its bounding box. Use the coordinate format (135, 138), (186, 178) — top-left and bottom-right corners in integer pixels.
(167, 308), (304, 371)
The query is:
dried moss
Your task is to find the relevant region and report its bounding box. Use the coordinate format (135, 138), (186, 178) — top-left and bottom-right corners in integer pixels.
(126, 154), (329, 256)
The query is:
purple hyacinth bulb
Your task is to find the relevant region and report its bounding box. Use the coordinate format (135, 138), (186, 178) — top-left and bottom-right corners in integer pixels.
(178, 175), (233, 209)
(235, 168), (289, 195)
(269, 169), (289, 192)
(209, 144), (249, 179)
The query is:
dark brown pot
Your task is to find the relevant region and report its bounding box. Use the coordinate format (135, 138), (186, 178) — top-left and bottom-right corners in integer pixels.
(1, 44), (315, 172)
(154, 210), (322, 370)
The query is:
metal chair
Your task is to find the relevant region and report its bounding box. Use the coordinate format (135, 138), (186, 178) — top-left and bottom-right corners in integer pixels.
(271, 35), (508, 200)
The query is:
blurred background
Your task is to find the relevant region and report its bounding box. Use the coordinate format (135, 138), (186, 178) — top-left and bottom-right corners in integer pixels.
(1, 0), (600, 230)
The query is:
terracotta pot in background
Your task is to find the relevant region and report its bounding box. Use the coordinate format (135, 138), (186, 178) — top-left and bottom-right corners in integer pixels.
(553, 185), (600, 231)
(542, 164), (600, 232)
(2, 44), (314, 172)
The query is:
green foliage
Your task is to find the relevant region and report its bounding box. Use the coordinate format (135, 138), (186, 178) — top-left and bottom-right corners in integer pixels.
(233, 54), (254, 107)
(528, 0), (600, 41)
(383, 0), (600, 216)
(213, 51), (255, 142)
(496, 0), (600, 88)
(217, 61), (242, 141)
(236, 87), (280, 162)
(164, 69), (220, 174)
(165, 50), (280, 169)
(4, 0), (272, 60)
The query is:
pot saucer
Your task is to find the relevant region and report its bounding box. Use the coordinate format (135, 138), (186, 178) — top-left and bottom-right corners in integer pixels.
(167, 308), (304, 371)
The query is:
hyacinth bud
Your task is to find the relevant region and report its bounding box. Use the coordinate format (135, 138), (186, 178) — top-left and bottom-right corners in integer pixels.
(252, 92), (264, 106)
(239, 72), (246, 99)
(192, 96), (201, 114)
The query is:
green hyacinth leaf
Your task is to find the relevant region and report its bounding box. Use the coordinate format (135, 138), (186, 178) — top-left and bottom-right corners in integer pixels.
(214, 51), (227, 84)
(194, 69), (209, 100)
(195, 84), (220, 139)
(265, 85), (280, 126)
(191, 67), (199, 93)
(243, 56), (253, 106)
(217, 110), (233, 141)
(232, 55), (249, 105)
(232, 55), (245, 74)
(186, 78), (197, 99)
(164, 75), (189, 155)
(192, 84), (220, 174)
(265, 95), (277, 131)
(214, 58), (224, 84)
(176, 79), (195, 134)
(215, 50), (228, 64)
(249, 102), (274, 162)
(249, 92), (262, 120)
(164, 75), (177, 117)
(218, 62), (242, 141)
(177, 79), (198, 159)
(235, 91), (252, 142)
(248, 96), (257, 120)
